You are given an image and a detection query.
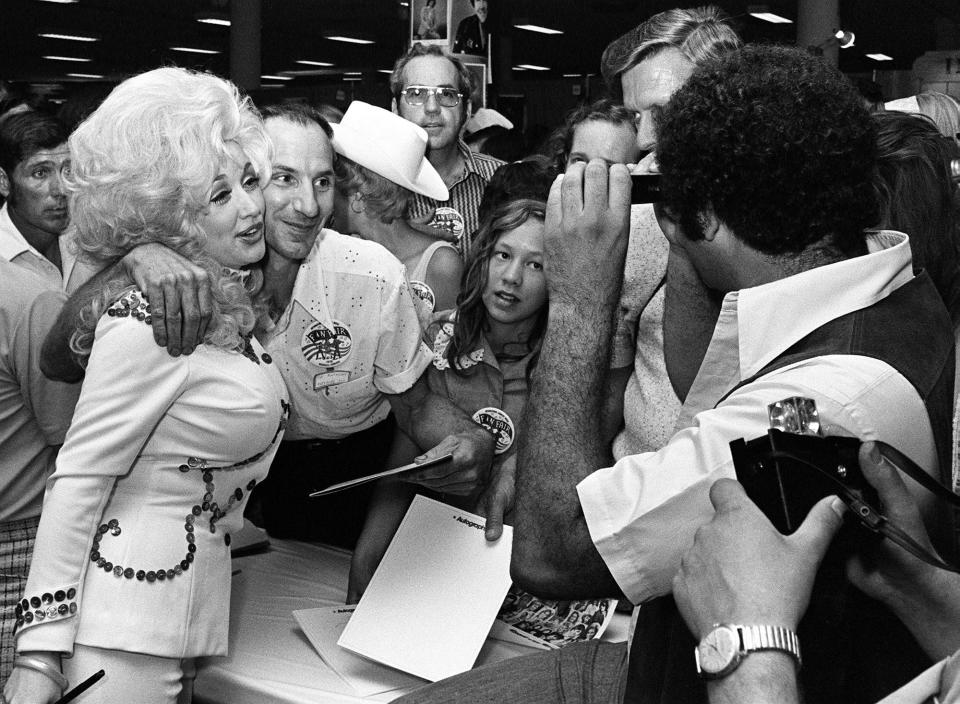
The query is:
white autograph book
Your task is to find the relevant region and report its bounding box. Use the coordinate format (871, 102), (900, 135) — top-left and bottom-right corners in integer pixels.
(338, 495), (514, 682)
(293, 606), (424, 697)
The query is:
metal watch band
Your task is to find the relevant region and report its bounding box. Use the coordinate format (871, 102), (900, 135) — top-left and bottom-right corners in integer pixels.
(739, 624), (802, 668)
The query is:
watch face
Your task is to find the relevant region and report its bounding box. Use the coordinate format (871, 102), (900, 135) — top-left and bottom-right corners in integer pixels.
(697, 626), (740, 675)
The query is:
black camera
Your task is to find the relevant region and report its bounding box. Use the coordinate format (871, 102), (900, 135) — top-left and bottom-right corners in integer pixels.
(630, 173), (662, 204)
(730, 429), (878, 535)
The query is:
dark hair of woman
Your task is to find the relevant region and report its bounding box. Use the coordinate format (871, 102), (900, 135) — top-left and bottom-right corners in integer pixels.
(874, 110), (960, 323)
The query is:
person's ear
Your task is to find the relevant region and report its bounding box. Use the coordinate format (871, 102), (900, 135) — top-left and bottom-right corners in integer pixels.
(0, 167), (9, 199)
(653, 202), (682, 244)
(699, 209), (721, 242)
(349, 192), (366, 213)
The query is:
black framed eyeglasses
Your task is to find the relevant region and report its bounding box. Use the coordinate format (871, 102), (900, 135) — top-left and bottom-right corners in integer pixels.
(400, 85), (463, 108)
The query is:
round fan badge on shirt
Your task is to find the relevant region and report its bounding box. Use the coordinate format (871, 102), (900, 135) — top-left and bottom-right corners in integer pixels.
(472, 407), (515, 455)
(429, 207), (466, 242)
(301, 319), (353, 367)
(410, 280), (436, 312)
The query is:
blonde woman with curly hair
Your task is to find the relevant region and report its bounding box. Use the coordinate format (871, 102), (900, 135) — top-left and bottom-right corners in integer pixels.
(4, 67), (289, 704)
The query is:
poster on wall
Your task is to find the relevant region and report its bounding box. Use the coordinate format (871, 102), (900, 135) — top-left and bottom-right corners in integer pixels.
(450, 0), (490, 56)
(463, 61), (487, 107)
(410, 0), (450, 45)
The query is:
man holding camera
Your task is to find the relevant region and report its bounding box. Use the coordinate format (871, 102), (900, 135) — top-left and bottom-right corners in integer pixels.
(395, 41), (955, 704)
(674, 442), (960, 704)
(509, 42), (955, 703)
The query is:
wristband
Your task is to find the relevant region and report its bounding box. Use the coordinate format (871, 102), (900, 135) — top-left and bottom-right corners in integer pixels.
(14, 655), (68, 691)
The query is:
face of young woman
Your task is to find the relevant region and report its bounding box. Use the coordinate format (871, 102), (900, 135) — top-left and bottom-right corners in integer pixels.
(481, 218), (547, 332)
(198, 142), (265, 269)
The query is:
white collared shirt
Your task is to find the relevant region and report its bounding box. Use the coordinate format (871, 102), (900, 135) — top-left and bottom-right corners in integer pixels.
(0, 202), (81, 292)
(263, 229), (432, 441)
(577, 231), (938, 604)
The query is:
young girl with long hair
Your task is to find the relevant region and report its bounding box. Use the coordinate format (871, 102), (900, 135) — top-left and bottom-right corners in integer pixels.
(348, 197), (548, 602)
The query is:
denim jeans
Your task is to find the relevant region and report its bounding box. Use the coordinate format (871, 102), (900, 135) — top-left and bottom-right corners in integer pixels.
(393, 640), (628, 704)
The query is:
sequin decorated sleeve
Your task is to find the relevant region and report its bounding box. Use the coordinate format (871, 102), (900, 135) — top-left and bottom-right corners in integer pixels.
(15, 300), (190, 654)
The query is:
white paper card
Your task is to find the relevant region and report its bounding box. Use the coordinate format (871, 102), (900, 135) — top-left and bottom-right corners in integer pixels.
(338, 495), (514, 681)
(293, 606), (425, 697)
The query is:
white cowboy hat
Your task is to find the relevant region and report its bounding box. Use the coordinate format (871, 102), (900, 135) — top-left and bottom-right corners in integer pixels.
(331, 101), (449, 201)
(465, 107), (513, 135)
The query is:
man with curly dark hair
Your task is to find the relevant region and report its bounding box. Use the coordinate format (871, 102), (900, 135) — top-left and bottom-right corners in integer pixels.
(655, 44), (877, 263)
(394, 41), (955, 704)
(509, 44), (949, 704)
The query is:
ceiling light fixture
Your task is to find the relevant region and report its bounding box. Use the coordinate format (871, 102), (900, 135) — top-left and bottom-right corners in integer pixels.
(261, 74), (293, 81)
(514, 24), (563, 35)
(66, 72), (105, 79)
(37, 0), (79, 4)
(747, 6), (793, 24)
(344, 77), (363, 81)
(515, 64), (550, 71)
(196, 15), (231, 26)
(38, 32), (99, 41)
(326, 35), (375, 45)
(42, 55), (91, 62)
(562, 73), (581, 78)
(834, 29), (855, 48)
(866, 53), (893, 61)
(170, 46), (221, 55)
(296, 60), (334, 67)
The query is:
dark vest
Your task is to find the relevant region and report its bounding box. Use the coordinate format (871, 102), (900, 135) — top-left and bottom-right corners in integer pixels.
(625, 272), (956, 704)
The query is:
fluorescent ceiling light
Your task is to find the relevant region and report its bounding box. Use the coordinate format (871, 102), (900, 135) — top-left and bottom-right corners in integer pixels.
(516, 64), (549, 71)
(37, 0), (79, 4)
(170, 46), (221, 55)
(562, 73), (581, 78)
(326, 35), (375, 45)
(42, 55), (91, 62)
(38, 32), (99, 41)
(260, 84), (286, 89)
(296, 60), (334, 67)
(344, 77), (363, 81)
(261, 74), (293, 81)
(748, 11), (793, 23)
(866, 53), (893, 61)
(344, 71), (362, 76)
(377, 69), (393, 74)
(67, 72), (105, 78)
(514, 24), (563, 35)
(197, 17), (231, 26)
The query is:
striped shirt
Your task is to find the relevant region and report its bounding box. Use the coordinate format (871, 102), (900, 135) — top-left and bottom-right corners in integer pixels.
(407, 140), (503, 257)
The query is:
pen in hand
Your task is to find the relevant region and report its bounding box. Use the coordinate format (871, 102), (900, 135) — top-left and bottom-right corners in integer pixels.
(54, 669), (105, 704)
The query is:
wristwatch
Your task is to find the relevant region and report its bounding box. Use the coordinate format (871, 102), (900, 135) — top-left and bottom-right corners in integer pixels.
(694, 624), (801, 680)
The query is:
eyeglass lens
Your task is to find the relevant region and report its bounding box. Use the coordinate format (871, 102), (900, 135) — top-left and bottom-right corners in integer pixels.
(403, 86), (461, 107)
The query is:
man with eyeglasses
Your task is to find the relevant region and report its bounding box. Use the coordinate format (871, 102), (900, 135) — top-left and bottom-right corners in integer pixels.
(390, 44), (502, 256)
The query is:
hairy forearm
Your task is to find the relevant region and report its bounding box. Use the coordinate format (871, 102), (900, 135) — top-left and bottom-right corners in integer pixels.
(394, 386), (485, 448)
(40, 258), (126, 382)
(513, 300), (622, 599)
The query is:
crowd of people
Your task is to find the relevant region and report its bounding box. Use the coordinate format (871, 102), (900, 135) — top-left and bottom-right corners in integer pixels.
(2, 4), (960, 704)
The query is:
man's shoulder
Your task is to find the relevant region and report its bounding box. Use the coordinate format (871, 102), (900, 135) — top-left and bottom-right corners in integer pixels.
(466, 149), (504, 181)
(310, 229), (406, 281)
(0, 258), (60, 305)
